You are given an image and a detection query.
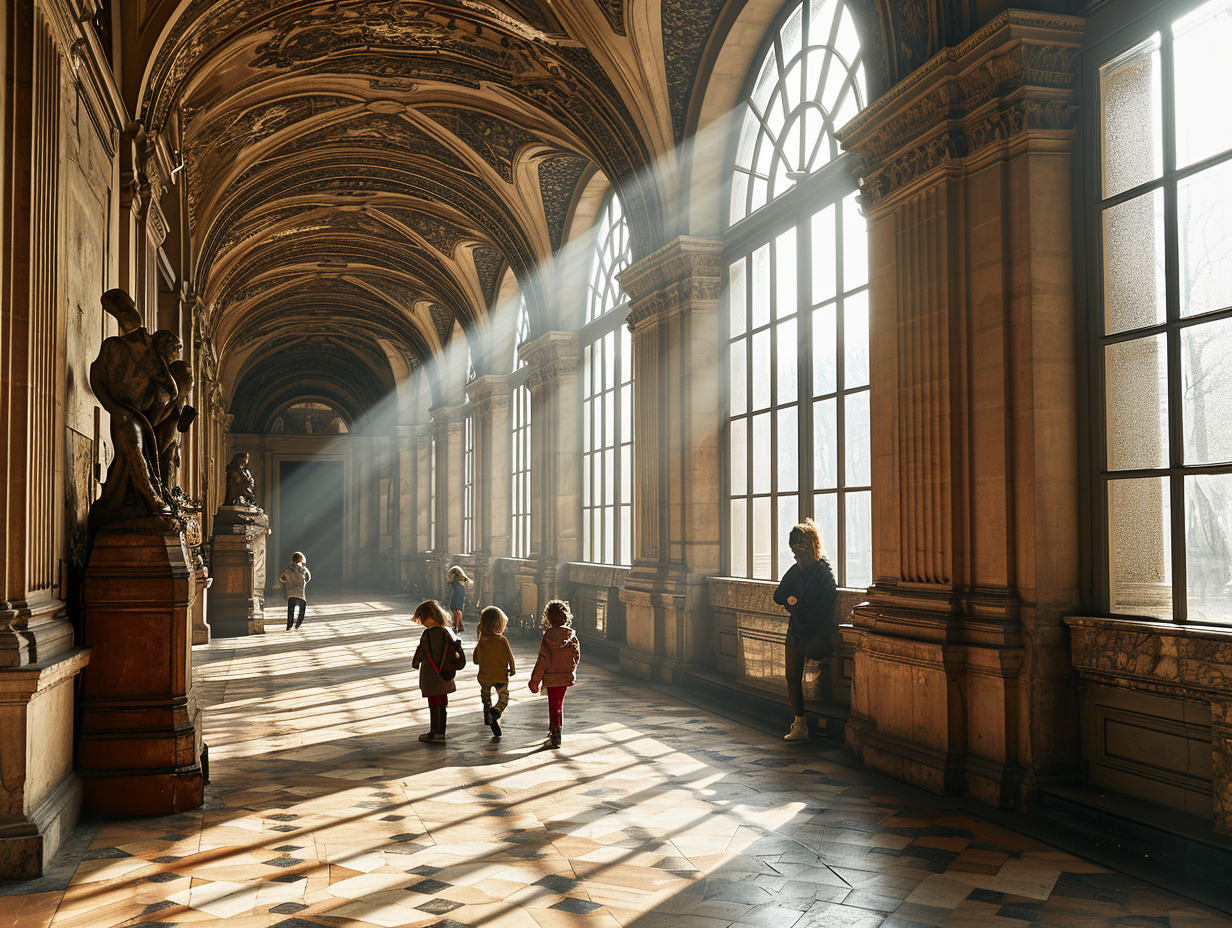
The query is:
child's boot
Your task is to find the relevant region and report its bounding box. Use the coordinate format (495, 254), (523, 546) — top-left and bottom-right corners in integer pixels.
(482, 701), (491, 726)
(489, 705), (502, 738)
(437, 707), (448, 743)
(550, 727), (561, 748)
(418, 707), (437, 743)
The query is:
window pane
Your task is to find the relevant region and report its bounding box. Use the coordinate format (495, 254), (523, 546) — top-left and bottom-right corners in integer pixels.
(842, 192), (868, 291)
(604, 507), (614, 562)
(752, 412), (771, 494)
(620, 504), (632, 565)
(813, 304), (837, 396)
(777, 406), (799, 492)
(729, 258), (747, 336)
(813, 491), (838, 570)
(621, 326), (633, 383)
(1099, 34), (1163, 197)
(1185, 473), (1232, 623)
(1173, 1), (1232, 169)
(752, 244), (771, 329)
(777, 319), (798, 405)
(1108, 476), (1172, 618)
(845, 489), (872, 588)
(776, 228), (797, 319)
(777, 494), (798, 577)
(605, 390), (615, 447)
(753, 496), (772, 579)
(604, 331), (617, 389)
(1178, 159), (1232, 318)
(1105, 335), (1169, 471)
(813, 397), (837, 488)
(604, 448), (615, 505)
(730, 419), (747, 494)
(583, 453), (591, 507)
(583, 509), (592, 562)
(1182, 317), (1232, 465)
(844, 291), (870, 388)
(621, 383), (632, 441)
(812, 205), (837, 304)
(731, 499), (748, 576)
(1102, 189), (1166, 334)
(730, 338), (748, 415)
(844, 390), (871, 487)
(752, 329), (771, 409)
(621, 444), (632, 503)
(582, 398), (591, 450)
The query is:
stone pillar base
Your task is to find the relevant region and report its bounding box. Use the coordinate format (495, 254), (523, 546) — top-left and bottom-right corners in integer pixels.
(80, 528), (203, 816)
(0, 648), (90, 879)
(210, 506), (269, 638)
(191, 569), (212, 645)
(618, 567), (706, 685)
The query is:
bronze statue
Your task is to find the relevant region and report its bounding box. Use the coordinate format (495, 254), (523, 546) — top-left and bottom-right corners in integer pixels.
(88, 289), (196, 532)
(224, 452), (258, 507)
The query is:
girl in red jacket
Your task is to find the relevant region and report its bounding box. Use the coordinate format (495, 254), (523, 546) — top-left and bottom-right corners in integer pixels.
(528, 600), (580, 749)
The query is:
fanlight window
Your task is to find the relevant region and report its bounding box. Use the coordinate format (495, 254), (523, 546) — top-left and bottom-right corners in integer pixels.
(731, 0), (866, 224)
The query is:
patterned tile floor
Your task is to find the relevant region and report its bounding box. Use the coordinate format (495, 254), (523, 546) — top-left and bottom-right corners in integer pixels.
(3, 590), (1231, 928)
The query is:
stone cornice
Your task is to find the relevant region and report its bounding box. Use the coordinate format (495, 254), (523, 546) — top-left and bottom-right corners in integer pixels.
(466, 373), (513, 407)
(430, 403), (468, 428)
(519, 331), (581, 392)
(838, 10), (1084, 208)
(620, 236), (723, 330)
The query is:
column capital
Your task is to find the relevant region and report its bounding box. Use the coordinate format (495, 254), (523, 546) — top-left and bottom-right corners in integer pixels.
(620, 236), (723, 331)
(838, 10), (1084, 211)
(521, 332), (581, 392)
(466, 373), (513, 411)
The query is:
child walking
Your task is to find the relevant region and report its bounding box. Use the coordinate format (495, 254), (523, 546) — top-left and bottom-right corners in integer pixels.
(528, 600), (580, 749)
(446, 566), (470, 635)
(279, 552), (311, 630)
(473, 606), (516, 738)
(411, 600), (465, 744)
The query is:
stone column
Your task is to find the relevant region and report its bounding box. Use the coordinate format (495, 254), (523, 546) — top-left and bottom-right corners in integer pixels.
(836, 11), (1084, 806)
(520, 333), (582, 599)
(617, 237), (723, 683)
(432, 405), (467, 559)
(0, 8), (90, 878)
(468, 375), (513, 560)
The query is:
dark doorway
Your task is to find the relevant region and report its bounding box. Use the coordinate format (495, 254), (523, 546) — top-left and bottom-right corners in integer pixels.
(278, 460), (344, 583)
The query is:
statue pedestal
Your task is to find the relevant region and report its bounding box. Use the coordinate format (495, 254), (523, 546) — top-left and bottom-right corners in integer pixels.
(209, 506), (268, 638)
(79, 527), (204, 816)
(191, 566), (212, 645)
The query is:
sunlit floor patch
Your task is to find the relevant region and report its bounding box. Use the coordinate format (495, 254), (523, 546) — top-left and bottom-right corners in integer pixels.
(1, 588), (1229, 928)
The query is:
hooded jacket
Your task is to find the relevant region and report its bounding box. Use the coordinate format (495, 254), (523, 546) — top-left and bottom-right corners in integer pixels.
(529, 625), (580, 690)
(279, 561), (311, 600)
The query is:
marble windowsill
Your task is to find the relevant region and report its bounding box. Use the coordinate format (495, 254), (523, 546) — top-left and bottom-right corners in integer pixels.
(1065, 615), (1232, 698)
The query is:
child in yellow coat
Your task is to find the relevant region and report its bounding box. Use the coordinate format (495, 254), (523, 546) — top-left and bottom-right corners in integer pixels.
(472, 606), (516, 738)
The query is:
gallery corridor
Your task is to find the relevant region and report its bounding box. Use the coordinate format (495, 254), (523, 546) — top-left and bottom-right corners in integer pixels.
(1, 590), (1229, 928)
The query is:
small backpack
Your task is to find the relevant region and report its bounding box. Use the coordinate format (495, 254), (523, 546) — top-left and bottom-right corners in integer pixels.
(426, 628), (466, 680)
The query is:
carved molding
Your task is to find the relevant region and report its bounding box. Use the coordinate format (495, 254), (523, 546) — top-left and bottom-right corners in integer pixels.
(621, 236), (722, 330)
(839, 11), (1084, 208)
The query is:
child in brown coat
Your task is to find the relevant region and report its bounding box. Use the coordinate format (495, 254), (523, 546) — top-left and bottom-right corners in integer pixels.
(528, 600), (580, 749)
(473, 606), (516, 738)
(411, 600), (465, 744)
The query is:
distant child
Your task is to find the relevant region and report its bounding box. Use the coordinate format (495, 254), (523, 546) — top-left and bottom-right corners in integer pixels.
(473, 607), (517, 738)
(446, 565), (471, 634)
(411, 600), (465, 744)
(528, 600), (581, 749)
(279, 552), (311, 630)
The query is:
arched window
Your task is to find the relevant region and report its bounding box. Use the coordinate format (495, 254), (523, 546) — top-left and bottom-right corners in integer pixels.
(582, 192), (634, 565)
(1090, 0), (1232, 623)
(511, 296), (532, 558)
(463, 413), (475, 554)
(724, 0), (870, 585)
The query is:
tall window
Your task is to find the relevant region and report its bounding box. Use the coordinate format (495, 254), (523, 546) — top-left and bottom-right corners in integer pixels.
(512, 296), (532, 558)
(1092, 0), (1232, 623)
(463, 414), (475, 553)
(582, 193), (634, 565)
(428, 436), (436, 551)
(725, 0), (870, 585)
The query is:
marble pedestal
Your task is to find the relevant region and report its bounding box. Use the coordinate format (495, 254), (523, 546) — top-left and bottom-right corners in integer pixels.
(209, 506), (268, 638)
(79, 527), (204, 816)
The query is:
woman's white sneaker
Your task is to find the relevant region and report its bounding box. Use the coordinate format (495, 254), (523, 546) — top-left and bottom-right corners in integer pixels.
(784, 716), (809, 741)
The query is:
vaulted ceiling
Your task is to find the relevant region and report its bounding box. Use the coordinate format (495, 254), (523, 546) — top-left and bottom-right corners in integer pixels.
(119, 0), (940, 429)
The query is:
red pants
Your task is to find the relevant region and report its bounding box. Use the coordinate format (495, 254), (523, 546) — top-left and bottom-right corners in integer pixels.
(427, 694), (448, 708)
(546, 686), (567, 729)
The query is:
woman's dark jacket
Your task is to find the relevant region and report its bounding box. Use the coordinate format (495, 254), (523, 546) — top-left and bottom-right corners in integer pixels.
(773, 557), (837, 653)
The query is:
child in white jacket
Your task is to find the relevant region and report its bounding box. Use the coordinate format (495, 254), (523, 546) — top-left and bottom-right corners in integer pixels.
(280, 552), (311, 630)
